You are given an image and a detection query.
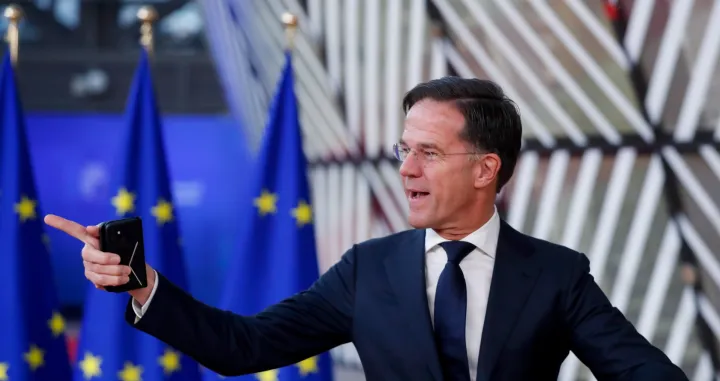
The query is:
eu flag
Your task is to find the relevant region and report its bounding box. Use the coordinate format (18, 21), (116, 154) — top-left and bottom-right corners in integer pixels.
(0, 51), (73, 380)
(204, 52), (334, 381)
(72, 49), (202, 381)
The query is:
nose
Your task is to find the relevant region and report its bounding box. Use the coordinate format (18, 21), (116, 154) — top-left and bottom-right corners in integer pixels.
(399, 153), (422, 178)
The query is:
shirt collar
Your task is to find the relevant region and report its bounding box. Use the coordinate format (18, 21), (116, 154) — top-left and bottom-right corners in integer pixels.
(424, 206), (500, 259)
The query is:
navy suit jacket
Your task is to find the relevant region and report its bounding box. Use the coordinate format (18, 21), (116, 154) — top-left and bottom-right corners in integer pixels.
(126, 219), (688, 381)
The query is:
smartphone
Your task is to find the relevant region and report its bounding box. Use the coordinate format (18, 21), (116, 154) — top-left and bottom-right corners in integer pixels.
(98, 217), (147, 293)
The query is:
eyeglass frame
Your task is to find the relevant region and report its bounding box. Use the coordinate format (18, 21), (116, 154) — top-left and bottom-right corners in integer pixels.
(392, 142), (482, 163)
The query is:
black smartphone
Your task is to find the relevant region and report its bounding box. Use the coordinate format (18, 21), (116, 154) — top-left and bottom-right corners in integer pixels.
(98, 217), (147, 293)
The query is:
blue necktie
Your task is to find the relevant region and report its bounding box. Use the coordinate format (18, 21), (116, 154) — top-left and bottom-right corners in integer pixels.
(434, 241), (475, 381)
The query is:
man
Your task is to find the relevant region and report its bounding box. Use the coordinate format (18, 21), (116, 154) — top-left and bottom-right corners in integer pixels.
(46, 78), (687, 380)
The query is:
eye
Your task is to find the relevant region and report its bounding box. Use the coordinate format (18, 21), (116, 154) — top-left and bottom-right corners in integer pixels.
(424, 151), (439, 160)
(395, 145), (412, 160)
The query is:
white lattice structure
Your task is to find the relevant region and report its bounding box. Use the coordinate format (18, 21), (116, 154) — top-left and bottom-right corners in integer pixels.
(201, 1), (720, 379)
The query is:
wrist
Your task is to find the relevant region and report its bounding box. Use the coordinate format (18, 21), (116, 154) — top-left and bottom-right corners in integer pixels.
(129, 264), (155, 305)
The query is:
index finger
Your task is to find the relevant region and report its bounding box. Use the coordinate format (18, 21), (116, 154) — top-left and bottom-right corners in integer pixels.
(44, 214), (93, 244)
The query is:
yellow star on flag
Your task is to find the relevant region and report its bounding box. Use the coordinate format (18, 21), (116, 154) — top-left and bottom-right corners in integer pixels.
(254, 190), (278, 216)
(0, 363), (8, 381)
(79, 352), (102, 380)
(255, 369), (278, 381)
(118, 362), (143, 381)
(14, 195), (37, 222)
(158, 348), (181, 374)
(151, 199), (174, 225)
(24, 344), (44, 371)
(296, 356), (318, 376)
(291, 200), (312, 227)
(48, 311), (66, 337)
(112, 188), (136, 215)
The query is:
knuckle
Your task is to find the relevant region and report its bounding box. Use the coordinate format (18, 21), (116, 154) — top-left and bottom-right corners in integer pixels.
(87, 262), (124, 276)
(84, 269), (97, 283)
(96, 254), (109, 265)
(89, 263), (102, 275)
(96, 252), (112, 265)
(84, 263), (126, 287)
(102, 253), (119, 265)
(113, 276), (127, 286)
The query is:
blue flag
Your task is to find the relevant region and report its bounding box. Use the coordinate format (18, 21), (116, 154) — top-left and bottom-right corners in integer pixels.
(204, 52), (334, 381)
(73, 49), (202, 381)
(0, 50), (73, 380)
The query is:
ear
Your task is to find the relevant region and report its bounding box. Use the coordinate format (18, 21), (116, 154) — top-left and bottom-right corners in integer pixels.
(474, 153), (501, 189)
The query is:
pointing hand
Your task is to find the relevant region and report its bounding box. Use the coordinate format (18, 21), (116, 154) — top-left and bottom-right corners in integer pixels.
(44, 214), (155, 304)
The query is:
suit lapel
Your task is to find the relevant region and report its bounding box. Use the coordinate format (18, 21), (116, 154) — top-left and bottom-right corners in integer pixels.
(476, 221), (541, 380)
(384, 229), (442, 381)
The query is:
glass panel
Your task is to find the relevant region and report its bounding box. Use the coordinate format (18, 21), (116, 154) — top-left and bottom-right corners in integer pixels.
(0, 0), (205, 52)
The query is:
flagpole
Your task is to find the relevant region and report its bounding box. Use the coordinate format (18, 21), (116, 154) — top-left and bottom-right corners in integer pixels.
(137, 5), (158, 56)
(3, 4), (23, 67)
(281, 12), (298, 51)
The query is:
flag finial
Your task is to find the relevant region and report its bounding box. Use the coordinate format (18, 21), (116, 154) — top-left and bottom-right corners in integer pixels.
(3, 4), (23, 66)
(137, 5), (158, 56)
(281, 12), (298, 50)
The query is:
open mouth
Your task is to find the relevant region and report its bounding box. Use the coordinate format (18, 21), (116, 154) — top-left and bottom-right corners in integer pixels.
(409, 191), (430, 199)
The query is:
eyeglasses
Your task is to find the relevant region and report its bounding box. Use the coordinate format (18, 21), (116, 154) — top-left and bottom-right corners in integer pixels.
(392, 143), (479, 163)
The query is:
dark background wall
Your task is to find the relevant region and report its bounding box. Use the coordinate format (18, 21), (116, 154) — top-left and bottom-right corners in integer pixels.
(1, 0), (227, 114)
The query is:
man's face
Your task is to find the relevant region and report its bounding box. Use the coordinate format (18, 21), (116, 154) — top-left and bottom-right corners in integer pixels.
(399, 99), (479, 229)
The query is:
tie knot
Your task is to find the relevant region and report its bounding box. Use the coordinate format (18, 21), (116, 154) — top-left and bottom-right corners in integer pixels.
(439, 241), (475, 264)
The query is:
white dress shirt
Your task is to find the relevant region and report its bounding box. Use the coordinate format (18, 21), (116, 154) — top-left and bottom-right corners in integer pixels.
(424, 208), (499, 381)
(133, 209), (501, 381)
(131, 269), (158, 323)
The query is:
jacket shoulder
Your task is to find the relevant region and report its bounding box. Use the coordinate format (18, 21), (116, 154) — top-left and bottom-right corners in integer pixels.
(502, 222), (594, 294)
(502, 220), (586, 266)
(351, 229), (421, 258)
(355, 229), (420, 248)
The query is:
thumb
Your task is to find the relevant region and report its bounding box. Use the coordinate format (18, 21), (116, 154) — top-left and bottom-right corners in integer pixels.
(86, 225), (100, 238)
(84, 225), (101, 249)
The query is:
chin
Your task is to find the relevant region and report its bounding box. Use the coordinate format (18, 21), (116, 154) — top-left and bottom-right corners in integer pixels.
(407, 213), (432, 229)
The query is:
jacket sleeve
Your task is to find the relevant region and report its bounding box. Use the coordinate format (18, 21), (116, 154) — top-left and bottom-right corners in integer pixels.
(564, 253), (688, 381)
(124, 247), (357, 377)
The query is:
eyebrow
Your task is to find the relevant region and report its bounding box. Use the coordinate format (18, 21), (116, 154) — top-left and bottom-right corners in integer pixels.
(417, 143), (441, 150)
(398, 139), (441, 150)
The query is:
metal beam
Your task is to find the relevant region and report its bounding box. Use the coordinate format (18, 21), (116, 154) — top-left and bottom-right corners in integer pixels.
(608, 0), (720, 376)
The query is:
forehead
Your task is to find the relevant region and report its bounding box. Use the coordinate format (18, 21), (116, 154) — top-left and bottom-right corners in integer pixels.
(401, 99), (466, 148)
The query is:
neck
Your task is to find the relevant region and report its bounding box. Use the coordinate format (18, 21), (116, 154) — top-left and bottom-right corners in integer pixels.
(434, 201), (496, 241)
